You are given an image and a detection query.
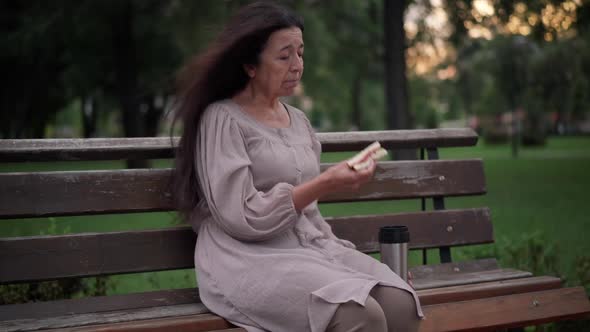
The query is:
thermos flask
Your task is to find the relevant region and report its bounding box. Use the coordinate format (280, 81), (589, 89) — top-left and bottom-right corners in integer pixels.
(379, 225), (409, 282)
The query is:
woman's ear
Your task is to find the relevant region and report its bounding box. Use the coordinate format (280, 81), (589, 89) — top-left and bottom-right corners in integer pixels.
(243, 64), (256, 78)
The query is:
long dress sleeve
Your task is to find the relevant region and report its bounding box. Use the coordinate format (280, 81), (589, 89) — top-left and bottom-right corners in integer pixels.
(195, 103), (300, 242)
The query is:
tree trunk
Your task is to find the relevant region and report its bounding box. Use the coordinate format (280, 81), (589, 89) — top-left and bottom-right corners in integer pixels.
(384, 0), (415, 160)
(112, 0), (149, 168)
(143, 93), (164, 137)
(81, 96), (98, 138)
(351, 69), (363, 131)
(508, 94), (519, 158)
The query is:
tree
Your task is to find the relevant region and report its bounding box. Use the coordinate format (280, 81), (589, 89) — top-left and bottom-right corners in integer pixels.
(528, 37), (590, 135)
(294, 0), (383, 130)
(0, 1), (72, 138)
(384, 0), (415, 159)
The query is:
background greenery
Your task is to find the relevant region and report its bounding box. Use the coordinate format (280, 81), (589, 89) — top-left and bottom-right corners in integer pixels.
(1, 1), (589, 329)
(2, 0), (589, 139)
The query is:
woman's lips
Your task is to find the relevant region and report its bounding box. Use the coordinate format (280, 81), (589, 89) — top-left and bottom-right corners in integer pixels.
(283, 80), (299, 87)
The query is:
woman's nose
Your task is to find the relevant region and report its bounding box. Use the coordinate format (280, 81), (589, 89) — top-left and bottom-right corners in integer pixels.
(291, 56), (303, 72)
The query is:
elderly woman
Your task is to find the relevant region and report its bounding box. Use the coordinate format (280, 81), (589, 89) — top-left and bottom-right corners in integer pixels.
(173, 2), (423, 332)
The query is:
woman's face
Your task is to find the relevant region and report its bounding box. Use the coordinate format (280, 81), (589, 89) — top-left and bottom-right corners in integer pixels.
(246, 27), (304, 98)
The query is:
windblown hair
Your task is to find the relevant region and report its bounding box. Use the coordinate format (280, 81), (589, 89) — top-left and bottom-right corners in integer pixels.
(172, 2), (304, 222)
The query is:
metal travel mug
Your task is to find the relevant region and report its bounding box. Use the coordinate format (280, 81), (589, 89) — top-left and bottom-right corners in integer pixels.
(379, 226), (409, 282)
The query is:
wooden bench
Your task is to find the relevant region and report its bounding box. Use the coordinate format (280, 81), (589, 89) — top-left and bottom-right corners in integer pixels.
(1, 128), (588, 332)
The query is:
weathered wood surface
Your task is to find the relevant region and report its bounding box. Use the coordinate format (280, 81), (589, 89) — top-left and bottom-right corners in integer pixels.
(0, 169), (174, 218)
(1, 276), (561, 323)
(54, 313), (234, 332)
(2, 308), (216, 332)
(417, 276), (562, 305)
(0, 159), (485, 218)
(413, 268), (532, 290)
(0, 209), (492, 283)
(320, 159), (486, 202)
(0, 288), (200, 321)
(410, 257), (498, 278)
(419, 287), (590, 331)
(0, 275), (565, 331)
(0, 128), (477, 162)
(4, 286), (586, 332)
(0, 227), (196, 283)
(327, 208), (493, 254)
(409, 259), (533, 290)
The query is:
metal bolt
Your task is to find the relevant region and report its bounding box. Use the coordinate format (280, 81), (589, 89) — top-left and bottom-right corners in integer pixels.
(439, 175), (445, 181)
(447, 226), (454, 232)
(532, 300), (540, 307)
(453, 267), (460, 272)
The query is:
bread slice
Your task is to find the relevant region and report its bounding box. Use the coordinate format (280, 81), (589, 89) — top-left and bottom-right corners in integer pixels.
(347, 141), (388, 171)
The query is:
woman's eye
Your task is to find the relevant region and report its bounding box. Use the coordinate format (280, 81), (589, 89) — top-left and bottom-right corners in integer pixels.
(279, 55), (289, 60)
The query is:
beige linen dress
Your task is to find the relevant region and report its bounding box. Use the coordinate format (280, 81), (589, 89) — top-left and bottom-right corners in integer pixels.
(191, 99), (424, 332)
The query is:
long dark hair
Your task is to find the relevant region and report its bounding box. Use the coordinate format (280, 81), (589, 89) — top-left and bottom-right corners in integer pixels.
(172, 2), (304, 222)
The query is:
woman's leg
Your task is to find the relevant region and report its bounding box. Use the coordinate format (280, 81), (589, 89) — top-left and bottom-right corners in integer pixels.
(326, 296), (387, 332)
(369, 286), (421, 332)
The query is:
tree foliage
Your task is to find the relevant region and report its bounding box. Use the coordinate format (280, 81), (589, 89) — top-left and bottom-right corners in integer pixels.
(1, 0), (589, 139)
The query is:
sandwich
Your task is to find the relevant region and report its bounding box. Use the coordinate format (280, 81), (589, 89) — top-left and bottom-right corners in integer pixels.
(346, 141), (388, 171)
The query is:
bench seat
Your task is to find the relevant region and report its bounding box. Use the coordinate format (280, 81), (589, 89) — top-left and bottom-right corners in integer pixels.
(0, 259), (579, 332)
(4, 286), (587, 332)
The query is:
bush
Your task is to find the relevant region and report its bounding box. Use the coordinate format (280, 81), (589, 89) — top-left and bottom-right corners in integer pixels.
(458, 232), (590, 331)
(499, 232), (589, 332)
(0, 277), (109, 305)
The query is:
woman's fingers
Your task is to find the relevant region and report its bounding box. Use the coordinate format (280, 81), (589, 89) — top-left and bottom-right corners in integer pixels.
(327, 160), (376, 192)
(356, 159), (376, 180)
(407, 271), (415, 289)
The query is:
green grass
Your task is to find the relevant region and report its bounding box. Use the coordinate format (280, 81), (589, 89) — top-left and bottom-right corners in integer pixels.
(441, 137), (590, 280)
(1, 136), (589, 296)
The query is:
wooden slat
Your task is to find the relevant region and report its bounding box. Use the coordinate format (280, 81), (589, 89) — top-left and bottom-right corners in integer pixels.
(414, 268), (533, 290)
(0, 159), (485, 218)
(410, 259), (533, 290)
(327, 208), (493, 253)
(0, 137), (177, 163)
(0, 209), (492, 283)
(417, 276), (563, 305)
(411, 258), (499, 278)
(0, 288), (200, 321)
(0, 129), (477, 162)
(319, 129), (478, 151)
(0, 169), (173, 218)
(0, 228), (196, 284)
(419, 287), (590, 331)
(49, 313), (233, 332)
(1, 309), (219, 332)
(321, 159), (486, 203)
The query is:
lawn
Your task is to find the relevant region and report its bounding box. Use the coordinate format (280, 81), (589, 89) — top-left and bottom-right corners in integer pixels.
(1, 136), (589, 296)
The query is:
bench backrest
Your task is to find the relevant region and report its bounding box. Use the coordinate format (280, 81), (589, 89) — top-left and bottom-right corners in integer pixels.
(0, 129), (492, 284)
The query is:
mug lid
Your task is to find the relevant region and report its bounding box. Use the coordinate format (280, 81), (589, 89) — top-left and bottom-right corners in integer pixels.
(379, 225), (410, 243)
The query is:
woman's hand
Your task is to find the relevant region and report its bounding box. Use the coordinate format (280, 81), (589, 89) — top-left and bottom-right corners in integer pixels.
(291, 159), (376, 212)
(320, 159), (377, 193)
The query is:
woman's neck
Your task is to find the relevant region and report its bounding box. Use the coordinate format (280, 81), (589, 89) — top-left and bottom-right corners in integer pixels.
(233, 84), (279, 111)
(232, 84), (289, 128)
